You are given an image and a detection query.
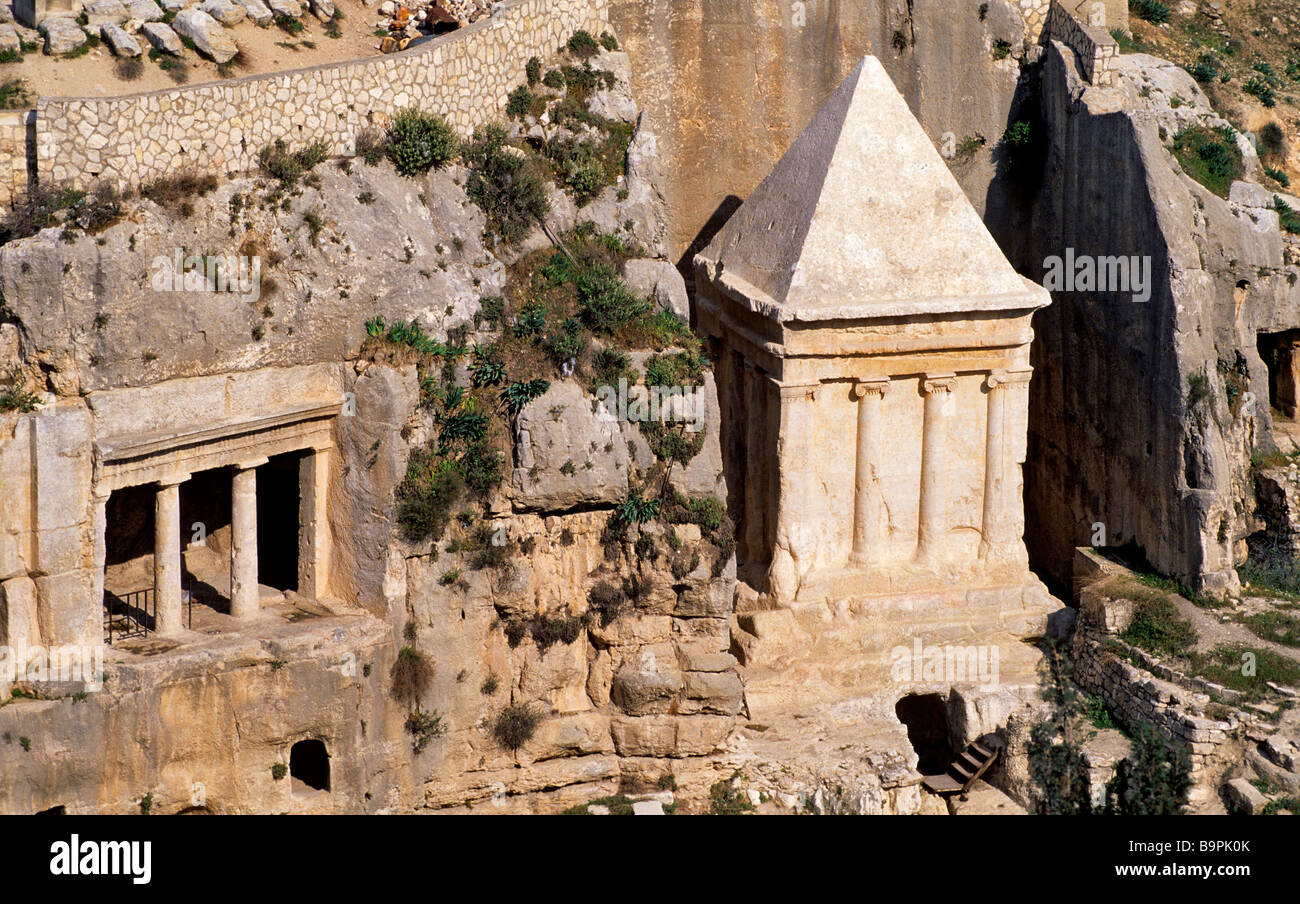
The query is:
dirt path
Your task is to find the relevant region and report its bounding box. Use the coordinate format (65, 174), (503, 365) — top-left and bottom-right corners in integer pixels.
(3, 0), (401, 100)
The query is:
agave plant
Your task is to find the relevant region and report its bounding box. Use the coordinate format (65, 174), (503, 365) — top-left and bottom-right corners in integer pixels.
(500, 379), (550, 416)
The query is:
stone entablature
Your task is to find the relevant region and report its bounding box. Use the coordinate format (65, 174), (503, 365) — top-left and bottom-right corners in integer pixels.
(32, 0), (610, 191)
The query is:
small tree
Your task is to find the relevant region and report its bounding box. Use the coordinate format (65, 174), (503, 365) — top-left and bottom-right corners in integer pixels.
(1104, 722), (1191, 815)
(387, 108), (459, 176)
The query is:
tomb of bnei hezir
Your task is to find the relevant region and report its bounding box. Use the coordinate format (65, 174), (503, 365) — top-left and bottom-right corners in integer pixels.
(696, 56), (1064, 706)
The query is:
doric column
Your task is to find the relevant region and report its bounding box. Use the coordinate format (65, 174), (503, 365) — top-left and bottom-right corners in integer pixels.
(850, 378), (890, 564)
(917, 373), (956, 563)
(154, 475), (188, 635)
(230, 459), (267, 619)
(298, 445), (332, 600)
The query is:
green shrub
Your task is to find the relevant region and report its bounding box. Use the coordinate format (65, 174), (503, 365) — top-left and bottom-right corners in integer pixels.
(600, 31), (618, 51)
(531, 614), (586, 650)
(525, 56), (542, 86)
(491, 703), (541, 751)
(0, 78), (30, 108)
(1245, 74), (1277, 108)
(575, 263), (649, 332)
(258, 138), (330, 187)
(542, 68), (566, 89)
(1189, 53), (1219, 84)
(1104, 722), (1190, 814)
(567, 29), (599, 59)
(505, 85), (535, 119)
(390, 644), (433, 705)
(709, 771), (755, 815)
(463, 124), (551, 243)
(1276, 195), (1300, 234)
(0, 380), (39, 413)
(405, 707), (447, 754)
(1120, 591), (1198, 657)
(587, 582), (627, 626)
(500, 379), (550, 416)
(271, 763), (287, 780)
(395, 453), (465, 542)
(1172, 126), (1243, 198)
(387, 107), (459, 176)
(1131, 0), (1170, 25)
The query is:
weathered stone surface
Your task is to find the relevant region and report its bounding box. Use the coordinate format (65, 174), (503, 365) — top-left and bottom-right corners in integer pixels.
(0, 23), (20, 52)
(82, 0), (129, 26)
(123, 0), (165, 21)
(622, 258), (688, 322)
(200, 0), (245, 24)
(611, 643), (682, 715)
(265, 0), (299, 18)
(232, 0), (271, 24)
(171, 8), (236, 63)
(309, 0), (332, 21)
(141, 20), (182, 54)
(1224, 778), (1269, 815)
(512, 380), (629, 511)
(38, 17), (87, 54)
(101, 22), (142, 56)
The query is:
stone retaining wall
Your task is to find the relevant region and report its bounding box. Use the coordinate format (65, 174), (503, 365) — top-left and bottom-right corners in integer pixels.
(1045, 0), (1118, 86)
(33, 0), (609, 192)
(0, 109), (32, 208)
(1070, 549), (1240, 782)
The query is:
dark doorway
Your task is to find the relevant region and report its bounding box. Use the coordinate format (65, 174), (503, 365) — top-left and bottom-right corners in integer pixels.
(290, 739), (330, 792)
(1259, 329), (1300, 418)
(257, 452), (302, 592)
(35, 805), (66, 815)
(895, 693), (956, 775)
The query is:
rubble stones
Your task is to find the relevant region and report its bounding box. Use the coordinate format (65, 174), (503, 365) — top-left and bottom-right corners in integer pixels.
(171, 8), (237, 63)
(39, 17), (88, 54)
(141, 20), (183, 54)
(101, 22), (143, 56)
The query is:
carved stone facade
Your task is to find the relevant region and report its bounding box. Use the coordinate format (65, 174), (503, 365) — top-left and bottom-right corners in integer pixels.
(696, 56), (1059, 661)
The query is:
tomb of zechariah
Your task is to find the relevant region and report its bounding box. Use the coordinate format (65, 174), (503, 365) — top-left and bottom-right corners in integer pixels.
(696, 56), (1065, 711)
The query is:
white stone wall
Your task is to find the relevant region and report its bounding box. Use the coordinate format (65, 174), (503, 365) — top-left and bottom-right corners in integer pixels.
(0, 110), (31, 208)
(35, 0), (611, 191)
(1045, 0), (1119, 86)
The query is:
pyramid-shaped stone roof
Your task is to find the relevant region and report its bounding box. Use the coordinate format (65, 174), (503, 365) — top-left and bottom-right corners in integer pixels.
(696, 55), (1048, 323)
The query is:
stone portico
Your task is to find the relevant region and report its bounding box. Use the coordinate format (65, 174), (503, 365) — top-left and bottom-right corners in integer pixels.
(696, 56), (1062, 703)
(0, 363), (346, 659)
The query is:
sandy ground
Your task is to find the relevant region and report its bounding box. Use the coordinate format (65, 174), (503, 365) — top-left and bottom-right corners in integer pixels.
(2, 0), (423, 101)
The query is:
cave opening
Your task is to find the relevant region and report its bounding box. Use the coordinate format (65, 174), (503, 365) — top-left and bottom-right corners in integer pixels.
(894, 693), (955, 776)
(290, 739), (330, 793)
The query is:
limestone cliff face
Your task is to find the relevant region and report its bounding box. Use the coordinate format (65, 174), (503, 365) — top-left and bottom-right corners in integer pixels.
(1023, 44), (1300, 594)
(609, 0), (1041, 263)
(0, 50), (744, 813)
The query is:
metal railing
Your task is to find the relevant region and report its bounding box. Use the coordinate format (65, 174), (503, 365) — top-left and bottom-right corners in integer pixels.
(103, 585), (195, 645)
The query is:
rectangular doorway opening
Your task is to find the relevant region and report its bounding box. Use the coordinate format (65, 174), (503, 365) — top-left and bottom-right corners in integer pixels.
(257, 452), (302, 593)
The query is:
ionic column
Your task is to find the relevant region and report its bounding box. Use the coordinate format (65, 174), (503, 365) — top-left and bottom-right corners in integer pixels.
(980, 371), (1009, 562)
(916, 374), (956, 563)
(981, 367), (1033, 566)
(767, 382), (820, 602)
(850, 378), (890, 564)
(298, 445), (332, 600)
(230, 459), (267, 619)
(154, 475), (188, 635)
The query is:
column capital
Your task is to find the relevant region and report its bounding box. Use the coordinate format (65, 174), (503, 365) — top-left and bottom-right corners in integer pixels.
(852, 378), (891, 400)
(988, 366), (1033, 388)
(155, 473), (190, 489)
(921, 373), (957, 395)
(234, 457), (269, 472)
(778, 383), (819, 401)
